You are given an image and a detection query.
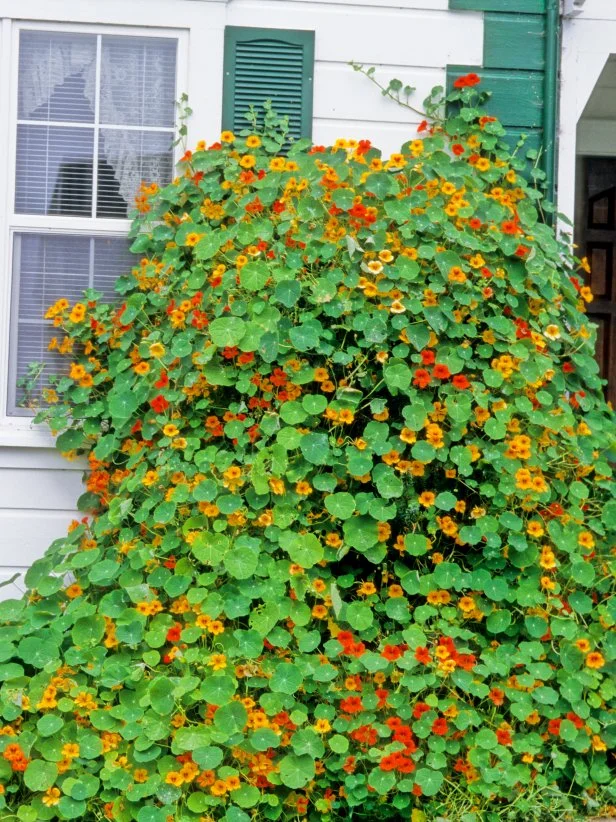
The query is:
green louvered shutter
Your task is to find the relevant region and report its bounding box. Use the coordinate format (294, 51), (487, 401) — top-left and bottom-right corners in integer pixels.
(222, 27), (315, 141)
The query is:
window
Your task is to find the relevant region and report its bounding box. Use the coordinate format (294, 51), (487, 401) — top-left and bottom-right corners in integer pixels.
(7, 28), (179, 415)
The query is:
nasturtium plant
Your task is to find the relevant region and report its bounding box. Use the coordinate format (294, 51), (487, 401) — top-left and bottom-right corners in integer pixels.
(0, 77), (615, 822)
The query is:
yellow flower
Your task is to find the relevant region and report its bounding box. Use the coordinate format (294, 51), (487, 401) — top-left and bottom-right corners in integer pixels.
(42, 787), (61, 807)
(185, 232), (203, 247)
(61, 743), (80, 759)
(245, 135), (261, 148)
(418, 491), (436, 507)
(314, 718), (331, 734)
(220, 130), (235, 142)
(149, 342), (165, 358)
(239, 154), (256, 169)
(163, 423), (180, 438)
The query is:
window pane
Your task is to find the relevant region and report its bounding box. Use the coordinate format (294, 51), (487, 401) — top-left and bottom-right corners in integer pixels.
(15, 124), (94, 215)
(93, 236), (136, 301)
(97, 129), (174, 217)
(100, 36), (178, 127)
(18, 30), (96, 123)
(9, 233), (133, 415)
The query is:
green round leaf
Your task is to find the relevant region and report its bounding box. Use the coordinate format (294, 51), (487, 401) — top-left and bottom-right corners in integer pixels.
(324, 492), (356, 520)
(210, 316), (247, 347)
(279, 754), (315, 789)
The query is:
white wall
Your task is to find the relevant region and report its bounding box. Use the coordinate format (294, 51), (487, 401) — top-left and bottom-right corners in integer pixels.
(0, 0), (483, 598)
(558, 6), (616, 227)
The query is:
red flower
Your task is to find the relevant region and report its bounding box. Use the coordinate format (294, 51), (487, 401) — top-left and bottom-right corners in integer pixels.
(420, 349), (435, 365)
(456, 653), (476, 671)
(488, 688), (505, 706)
(342, 755), (356, 774)
(453, 72), (480, 89)
(396, 756), (415, 774)
(433, 363), (451, 380)
(566, 712), (584, 730)
(347, 641), (366, 658)
(469, 217), (482, 229)
(451, 374), (470, 390)
(381, 644), (403, 662)
(379, 754), (397, 772)
(339, 696), (363, 714)
(547, 719), (562, 736)
(413, 702), (430, 719)
(150, 394), (169, 414)
(515, 244), (530, 258)
(166, 624), (182, 642)
(496, 728), (513, 746)
(413, 368), (432, 389)
(414, 646), (431, 664)
(155, 371), (169, 389)
(563, 361), (575, 373)
(452, 143), (465, 156)
(351, 725), (378, 746)
(501, 220), (520, 235)
(356, 139), (372, 156)
(431, 717), (449, 736)
(417, 120), (428, 133)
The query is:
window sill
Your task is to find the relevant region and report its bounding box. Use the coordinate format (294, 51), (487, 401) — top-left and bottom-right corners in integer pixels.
(0, 423), (58, 448)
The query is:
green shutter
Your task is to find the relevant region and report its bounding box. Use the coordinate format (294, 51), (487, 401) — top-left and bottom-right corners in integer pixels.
(450, 0), (545, 11)
(222, 27), (314, 140)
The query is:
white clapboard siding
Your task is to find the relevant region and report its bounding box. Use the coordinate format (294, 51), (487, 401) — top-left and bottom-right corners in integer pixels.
(0, 448), (82, 600)
(226, 0), (482, 154)
(0, 0), (484, 595)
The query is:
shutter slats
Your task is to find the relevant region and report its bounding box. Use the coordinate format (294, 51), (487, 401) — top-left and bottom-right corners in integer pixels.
(223, 27), (314, 142)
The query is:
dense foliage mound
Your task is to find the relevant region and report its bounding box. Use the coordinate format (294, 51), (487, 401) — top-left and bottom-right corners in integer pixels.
(0, 81), (614, 822)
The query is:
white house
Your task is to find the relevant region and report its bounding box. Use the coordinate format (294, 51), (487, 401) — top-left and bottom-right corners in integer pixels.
(0, 0), (484, 598)
(0, 0), (615, 598)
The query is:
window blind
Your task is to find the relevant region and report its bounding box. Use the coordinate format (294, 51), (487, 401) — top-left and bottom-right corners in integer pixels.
(9, 233), (135, 413)
(15, 30), (177, 219)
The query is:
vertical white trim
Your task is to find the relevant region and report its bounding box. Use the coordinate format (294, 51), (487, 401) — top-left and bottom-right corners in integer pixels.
(0, 19), (15, 425)
(557, 17), (616, 233)
(91, 34), (102, 219)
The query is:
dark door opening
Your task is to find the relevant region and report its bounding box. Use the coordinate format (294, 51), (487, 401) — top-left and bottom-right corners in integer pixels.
(576, 156), (616, 408)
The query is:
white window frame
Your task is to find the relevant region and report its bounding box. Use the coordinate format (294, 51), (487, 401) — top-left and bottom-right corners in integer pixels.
(0, 2), (228, 448)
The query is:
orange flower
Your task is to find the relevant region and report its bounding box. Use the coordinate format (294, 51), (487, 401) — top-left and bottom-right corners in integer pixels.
(585, 652), (605, 669)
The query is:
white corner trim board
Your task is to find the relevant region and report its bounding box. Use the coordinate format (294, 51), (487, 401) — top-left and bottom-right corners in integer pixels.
(557, 15), (616, 230)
